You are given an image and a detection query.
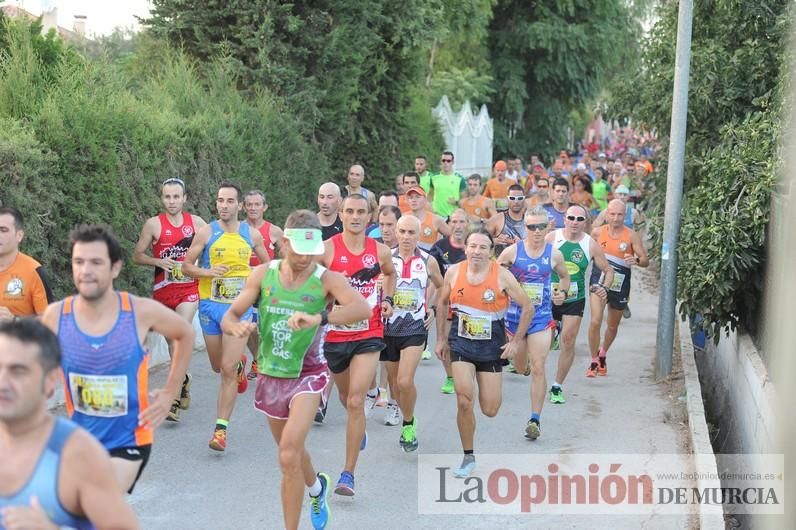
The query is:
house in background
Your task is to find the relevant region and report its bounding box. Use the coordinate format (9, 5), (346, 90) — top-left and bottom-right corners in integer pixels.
(1, 4), (92, 42)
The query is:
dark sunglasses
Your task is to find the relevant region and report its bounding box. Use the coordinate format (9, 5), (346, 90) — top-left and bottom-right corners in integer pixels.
(566, 215), (586, 222)
(507, 195), (525, 201)
(526, 223), (548, 232)
(441, 158), (453, 163)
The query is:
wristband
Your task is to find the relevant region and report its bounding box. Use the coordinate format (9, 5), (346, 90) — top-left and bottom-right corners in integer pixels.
(319, 309), (329, 326)
(384, 296), (394, 307)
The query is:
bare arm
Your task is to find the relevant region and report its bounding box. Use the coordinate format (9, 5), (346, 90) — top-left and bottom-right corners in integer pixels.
(132, 217), (162, 268)
(250, 228), (270, 264)
(496, 244), (517, 268)
(592, 210), (607, 228)
(631, 231), (650, 267)
(434, 264), (455, 360)
(324, 270), (372, 325)
(377, 242), (397, 318)
(485, 214), (502, 237)
(181, 225), (220, 279)
(270, 225), (284, 255)
(590, 239), (615, 292)
(191, 215), (207, 230)
(435, 215), (451, 237)
(551, 248), (570, 304)
(221, 265), (267, 338)
(498, 267), (534, 346)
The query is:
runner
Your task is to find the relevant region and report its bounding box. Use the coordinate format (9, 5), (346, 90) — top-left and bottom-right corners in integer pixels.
(428, 209), (467, 394)
(0, 207), (54, 321)
(526, 176), (550, 209)
(317, 182), (344, 241)
(133, 177), (205, 421)
(486, 184), (527, 256)
(543, 178), (573, 229)
(459, 174), (495, 227)
(398, 172), (419, 214)
(435, 229), (532, 478)
(426, 151), (466, 218)
(406, 186), (450, 252)
(586, 200), (649, 376)
(244, 190), (284, 380)
(383, 216), (443, 450)
(341, 165), (379, 222)
(497, 206), (570, 440)
(320, 193), (396, 497)
(483, 160), (513, 212)
(41, 225), (194, 493)
(222, 209), (371, 530)
(182, 182), (270, 452)
(377, 205), (401, 249)
(593, 184), (645, 231)
(0, 319), (139, 529)
(414, 155), (432, 194)
(546, 206), (614, 404)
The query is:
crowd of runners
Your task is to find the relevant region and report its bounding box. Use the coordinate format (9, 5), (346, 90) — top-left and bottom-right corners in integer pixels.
(0, 127), (655, 529)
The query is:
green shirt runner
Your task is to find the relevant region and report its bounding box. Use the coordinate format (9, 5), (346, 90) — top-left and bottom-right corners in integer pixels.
(426, 172), (466, 218)
(551, 229), (592, 303)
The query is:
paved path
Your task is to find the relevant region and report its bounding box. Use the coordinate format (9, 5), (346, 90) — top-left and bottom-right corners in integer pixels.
(129, 273), (693, 529)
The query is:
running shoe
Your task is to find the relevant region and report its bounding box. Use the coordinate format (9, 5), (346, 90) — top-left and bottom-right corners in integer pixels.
(179, 373), (192, 409)
(586, 362), (599, 378)
(209, 428), (227, 451)
(421, 349), (432, 360)
(237, 356), (248, 393)
(364, 392), (377, 418)
(623, 306), (632, 319)
(525, 419), (541, 440)
(384, 402), (402, 426)
(310, 472), (331, 529)
(549, 386), (566, 404)
(598, 357), (608, 376)
(314, 401), (328, 424)
(247, 359), (258, 380)
(454, 458), (476, 478)
(166, 399), (181, 422)
(399, 418), (418, 452)
(376, 387), (388, 407)
(440, 376), (455, 394)
(334, 471), (355, 497)
(360, 431), (368, 451)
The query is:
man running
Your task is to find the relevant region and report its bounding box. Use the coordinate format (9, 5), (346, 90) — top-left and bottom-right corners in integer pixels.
(543, 178), (573, 229)
(0, 207), (54, 322)
(222, 210), (371, 530)
(497, 206), (569, 440)
(435, 229), (532, 478)
(486, 184), (527, 256)
(41, 225), (194, 493)
(182, 182), (270, 452)
(426, 151), (466, 218)
(460, 174), (495, 227)
(244, 190), (284, 379)
(587, 200), (649, 376)
(483, 161), (513, 212)
(0, 319), (138, 529)
(428, 209), (468, 394)
(133, 177), (205, 421)
(406, 186), (450, 252)
(342, 165), (379, 222)
(317, 182), (344, 241)
(320, 193), (396, 497)
(383, 216), (443, 451)
(546, 205), (614, 404)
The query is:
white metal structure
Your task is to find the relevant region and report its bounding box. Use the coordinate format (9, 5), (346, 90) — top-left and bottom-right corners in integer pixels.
(432, 97), (493, 178)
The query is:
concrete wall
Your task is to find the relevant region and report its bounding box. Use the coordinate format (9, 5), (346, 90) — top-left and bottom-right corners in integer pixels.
(693, 324), (778, 454)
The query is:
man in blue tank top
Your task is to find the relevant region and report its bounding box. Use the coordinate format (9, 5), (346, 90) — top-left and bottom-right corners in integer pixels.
(497, 206), (570, 441)
(0, 319), (138, 529)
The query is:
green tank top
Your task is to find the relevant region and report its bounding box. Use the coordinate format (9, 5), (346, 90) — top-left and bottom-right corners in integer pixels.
(258, 260), (328, 378)
(430, 172), (465, 217)
(551, 230), (592, 302)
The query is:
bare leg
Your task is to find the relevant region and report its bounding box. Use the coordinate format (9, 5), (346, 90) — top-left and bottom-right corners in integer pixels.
(555, 315), (584, 384)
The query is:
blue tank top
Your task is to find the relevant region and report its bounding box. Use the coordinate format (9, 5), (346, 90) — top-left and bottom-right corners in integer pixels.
(58, 292), (152, 450)
(543, 203), (567, 229)
(0, 417), (93, 530)
(506, 243), (554, 334)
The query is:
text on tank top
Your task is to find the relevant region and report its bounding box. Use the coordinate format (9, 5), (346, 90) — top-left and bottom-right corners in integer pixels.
(449, 260), (508, 341)
(507, 243), (554, 329)
(152, 212), (197, 291)
(597, 225), (634, 292)
(58, 292), (152, 449)
(325, 234), (383, 342)
(198, 221), (253, 303)
(551, 229), (591, 302)
(386, 248), (430, 337)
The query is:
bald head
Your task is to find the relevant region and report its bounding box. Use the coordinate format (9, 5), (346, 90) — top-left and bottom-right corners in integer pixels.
(397, 214), (421, 232)
(348, 165), (364, 188)
(607, 198), (626, 214)
(318, 182), (341, 197)
(396, 214), (421, 249)
(318, 182), (342, 217)
(606, 198), (628, 228)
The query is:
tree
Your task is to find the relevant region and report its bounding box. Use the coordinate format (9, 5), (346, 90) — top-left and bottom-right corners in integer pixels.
(487, 0), (639, 159)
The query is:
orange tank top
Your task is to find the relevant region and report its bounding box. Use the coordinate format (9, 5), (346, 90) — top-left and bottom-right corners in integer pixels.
(597, 225), (635, 264)
(450, 260), (509, 318)
(461, 196), (490, 221)
(419, 211), (438, 248)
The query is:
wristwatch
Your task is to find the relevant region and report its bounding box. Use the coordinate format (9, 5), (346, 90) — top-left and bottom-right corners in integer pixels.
(319, 309), (329, 326)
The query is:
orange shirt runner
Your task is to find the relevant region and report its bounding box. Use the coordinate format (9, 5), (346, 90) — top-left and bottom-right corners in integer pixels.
(0, 252), (54, 316)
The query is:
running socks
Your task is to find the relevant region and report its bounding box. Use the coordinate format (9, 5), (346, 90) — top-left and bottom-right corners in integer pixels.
(552, 382), (561, 390)
(215, 418), (229, 431)
(530, 413), (540, 423)
(308, 476), (323, 497)
(598, 348), (607, 366)
(461, 452), (475, 467)
(402, 418), (414, 427)
(366, 388), (379, 399)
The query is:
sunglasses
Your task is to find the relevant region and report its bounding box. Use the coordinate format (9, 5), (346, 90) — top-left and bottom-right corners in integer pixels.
(441, 158), (453, 163)
(508, 195), (525, 201)
(566, 215), (587, 222)
(526, 223), (548, 232)
(537, 184), (549, 189)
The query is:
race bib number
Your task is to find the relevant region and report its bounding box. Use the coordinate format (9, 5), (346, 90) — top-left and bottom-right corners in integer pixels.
(457, 314), (492, 340)
(522, 282), (544, 306)
(210, 277), (245, 303)
(166, 262), (193, 284)
(68, 373), (128, 418)
(553, 282), (578, 300)
(610, 271), (626, 292)
(393, 287), (421, 312)
(329, 304), (369, 332)
(495, 198), (508, 211)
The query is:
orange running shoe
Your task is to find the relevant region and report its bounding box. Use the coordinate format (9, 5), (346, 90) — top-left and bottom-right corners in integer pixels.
(237, 356), (248, 393)
(209, 428), (227, 451)
(598, 357), (607, 376)
(247, 359), (258, 381)
(585, 362), (598, 378)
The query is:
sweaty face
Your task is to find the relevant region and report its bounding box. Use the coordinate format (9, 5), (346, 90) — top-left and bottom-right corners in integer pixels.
(564, 206), (587, 235)
(607, 204), (626, 227)
(0, 336), (53, 422)
(72, 241), (121, 301)
(508, 190), (526, 213)
(495, 168), (506, 180)
(161, 184), (186, 216)
(0, 214), (22, 258)
(216, 187), (241, 222)
(244, 195), (266, 221)
(341, 197), (369, 234)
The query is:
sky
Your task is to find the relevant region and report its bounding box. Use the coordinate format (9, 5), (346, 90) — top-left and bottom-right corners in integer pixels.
(1, 0), (152, 36)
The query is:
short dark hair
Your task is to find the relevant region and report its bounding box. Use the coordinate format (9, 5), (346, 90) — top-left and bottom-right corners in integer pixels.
(0, 206), (23, 230)
(379, 190), (399, 202)
(218, 182), (243, 202)
(70, 224), (123, 263)
(402, 171), (419, 183)
(285, 209), (321, 230)
(442, 151), (454, 161)
(508, 184), (524, 194)
(553, 178), (570, 191)
(0, 318), (61, 372)
(465, 228), (494, 249)
(378, 205), (402, 221)
(467, 174), (482, 183)
(342, 193), (370, 213)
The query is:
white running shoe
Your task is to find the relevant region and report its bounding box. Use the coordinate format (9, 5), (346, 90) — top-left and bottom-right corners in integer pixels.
(364, 392), (378, 419)
(384, 402), (402, 426)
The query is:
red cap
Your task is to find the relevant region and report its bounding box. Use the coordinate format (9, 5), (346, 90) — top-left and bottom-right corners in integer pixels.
(494, 160), (507, 171)
(406, 186), (426, 197)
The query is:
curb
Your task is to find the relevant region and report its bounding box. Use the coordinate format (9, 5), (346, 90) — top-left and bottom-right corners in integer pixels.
(677, 306), (725, 529)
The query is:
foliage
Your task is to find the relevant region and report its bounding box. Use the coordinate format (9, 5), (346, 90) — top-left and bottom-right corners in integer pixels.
(429, 67), (495, 110)
(608, 0), (790, 339)
(487, 0), (639, 160)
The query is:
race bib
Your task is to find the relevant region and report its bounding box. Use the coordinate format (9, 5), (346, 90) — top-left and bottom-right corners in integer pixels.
(166, 262), (193, 284)
(495, 198), (508, 211)
(610, 271), (626, 292)
(553, 282), (578, 300)
(329, 304), (369, 332)
(68, 373), (128, 418)
(393, 287), (421, 312)
(522, 282), (545, 306)
(457, 314), (492, 340)
(210, 277), (245, 303)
